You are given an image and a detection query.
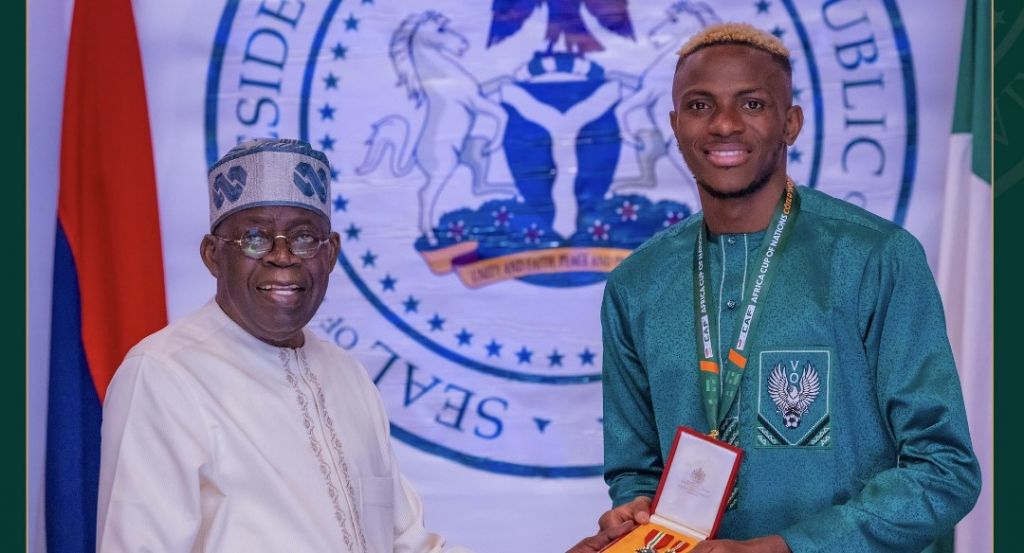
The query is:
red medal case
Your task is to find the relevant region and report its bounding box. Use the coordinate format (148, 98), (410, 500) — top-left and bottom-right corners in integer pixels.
(600, 426), (743, 552)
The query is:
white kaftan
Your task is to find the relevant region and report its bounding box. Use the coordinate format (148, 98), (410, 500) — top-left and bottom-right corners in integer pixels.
(98, 300), (467, 553)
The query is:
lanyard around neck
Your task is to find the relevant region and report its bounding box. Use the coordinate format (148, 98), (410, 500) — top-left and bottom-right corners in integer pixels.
(691, 180), (800, 438)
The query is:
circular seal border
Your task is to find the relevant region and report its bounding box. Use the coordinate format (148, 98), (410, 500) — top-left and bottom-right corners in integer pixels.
(781, 0), (825, 195)
(881, 0), (919, 225)
(391, 425), (602, 477)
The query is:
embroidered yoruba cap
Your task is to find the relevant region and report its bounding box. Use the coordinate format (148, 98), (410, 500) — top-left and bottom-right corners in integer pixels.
(207, 138), (332, 231)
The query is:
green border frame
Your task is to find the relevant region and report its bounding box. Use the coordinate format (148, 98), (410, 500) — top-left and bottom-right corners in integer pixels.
(994, 1), (1020, 551)
(5, 2), (1014, 551)
(11, 0), (27, 550)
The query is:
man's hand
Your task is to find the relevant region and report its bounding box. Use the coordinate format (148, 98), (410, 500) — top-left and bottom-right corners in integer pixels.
(597, 496), (652, 531)
(565, 520), (636, 553)
(690, 535), (791, 553)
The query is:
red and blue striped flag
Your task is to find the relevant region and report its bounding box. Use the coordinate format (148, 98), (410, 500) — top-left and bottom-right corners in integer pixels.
(46, 0), (167, 549)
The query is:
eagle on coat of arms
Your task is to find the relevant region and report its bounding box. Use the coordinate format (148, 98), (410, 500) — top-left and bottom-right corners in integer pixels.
(768, 362), (821, 429)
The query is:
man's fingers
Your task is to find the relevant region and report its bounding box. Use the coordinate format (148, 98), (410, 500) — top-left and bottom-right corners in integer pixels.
(605, 519), (636, 541)
(629, 496), (652, 525)
(597, 511), (622, 530)
(565, 520), (636, 553)
(689, 539), (717, 553)
(596, 503), (630, 530)
(598, 496), (652, 530)
(569, 520), (630, 553)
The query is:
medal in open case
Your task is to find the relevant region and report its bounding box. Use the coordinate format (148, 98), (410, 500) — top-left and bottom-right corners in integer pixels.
(601, 426), (743, 553)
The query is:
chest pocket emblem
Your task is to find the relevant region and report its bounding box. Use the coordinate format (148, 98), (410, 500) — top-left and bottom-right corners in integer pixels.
(768, 362), (821, 429)
(756, 349), (831, 448)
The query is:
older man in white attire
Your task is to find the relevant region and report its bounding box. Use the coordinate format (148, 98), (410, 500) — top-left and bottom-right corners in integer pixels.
(97, 138), (470, 553)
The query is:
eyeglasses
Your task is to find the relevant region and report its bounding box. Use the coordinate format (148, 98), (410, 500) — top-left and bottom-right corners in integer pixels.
(211, 228), (330, 260)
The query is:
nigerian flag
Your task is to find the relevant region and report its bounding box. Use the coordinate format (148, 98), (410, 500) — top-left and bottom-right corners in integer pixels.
(937, 0), (991, 551)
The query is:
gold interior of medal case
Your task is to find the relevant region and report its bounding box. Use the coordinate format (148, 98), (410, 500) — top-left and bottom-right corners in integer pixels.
(600, 522), (699, 553)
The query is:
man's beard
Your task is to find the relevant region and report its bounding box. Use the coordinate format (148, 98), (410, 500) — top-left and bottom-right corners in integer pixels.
(688, 140), (785, 200)
(696, 168), (773, 200)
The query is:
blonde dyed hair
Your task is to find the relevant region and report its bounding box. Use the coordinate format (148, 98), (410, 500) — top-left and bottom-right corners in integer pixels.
(677, 22), (791, 72)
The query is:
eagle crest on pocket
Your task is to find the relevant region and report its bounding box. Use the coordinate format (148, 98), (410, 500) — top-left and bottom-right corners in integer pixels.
(767, 362), (821, 429)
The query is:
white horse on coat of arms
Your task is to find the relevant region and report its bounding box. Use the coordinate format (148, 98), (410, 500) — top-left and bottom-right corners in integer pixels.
(356, 11), (513, 244)
(609, 1), (717, 205)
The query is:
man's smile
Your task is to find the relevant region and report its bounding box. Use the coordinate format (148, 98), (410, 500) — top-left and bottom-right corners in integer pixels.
(256, 281), (307, 304)
(703, 143), (753, 168)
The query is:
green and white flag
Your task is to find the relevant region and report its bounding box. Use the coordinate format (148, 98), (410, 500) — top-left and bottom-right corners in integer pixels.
(937, 0), (991, 551)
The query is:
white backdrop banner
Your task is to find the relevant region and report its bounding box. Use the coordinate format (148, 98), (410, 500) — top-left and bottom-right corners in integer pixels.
(132, 1), (968, 551)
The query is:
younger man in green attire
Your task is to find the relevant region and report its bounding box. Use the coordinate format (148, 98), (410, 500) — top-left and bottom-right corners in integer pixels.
(570, 23), (980, 553)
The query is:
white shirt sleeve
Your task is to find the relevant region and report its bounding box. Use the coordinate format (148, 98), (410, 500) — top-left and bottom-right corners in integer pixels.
(97, 352), (214, 553)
